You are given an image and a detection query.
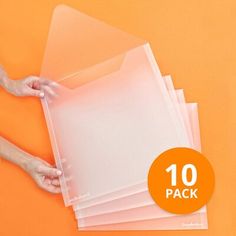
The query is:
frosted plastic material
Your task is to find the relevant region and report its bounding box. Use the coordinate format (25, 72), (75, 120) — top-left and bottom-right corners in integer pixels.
(72, 76), (190, 210)
(79, 212), (207, 230)
(76, 103), (207, 230)
(72, 76), (193, 212)
(40, 5), (207, 230)
(74, 89), (207, 229)
(41, 5), (190, 206)
(176, 89), (194, 146)
(78, 206), (206, 228)
(163, 76), (194, 146)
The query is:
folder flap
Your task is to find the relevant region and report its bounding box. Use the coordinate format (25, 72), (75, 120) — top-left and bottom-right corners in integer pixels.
(41, 4), (145, 88)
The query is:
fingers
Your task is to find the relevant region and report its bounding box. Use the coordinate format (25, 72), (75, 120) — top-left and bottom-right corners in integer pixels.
(51, 178), (60, 186)
(24, 87), (45, 98)
(46, 185), (61, 194)
(44, 177), (60, 186)
(38, 180), (61, 194)
(37, 164), (62, 178)
(41, 84), (57, 98)
(37, 77), (59, 89)
(25, 76), (53, 87)
(24, 76), (58, 98)
(29, 158), (62, 194)
(36, 175), (61, 194)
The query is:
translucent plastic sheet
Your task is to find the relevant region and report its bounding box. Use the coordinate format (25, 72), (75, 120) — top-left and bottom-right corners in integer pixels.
(77, 105), (208, 230)
(74, 81), (207, 229)
(72, 76), (194, 212)
(71, 76), (193, 210)
(41, 5), (190, 206)
(77, 106), (207, 229)
(78, 208), (207, 229)
(73, 104), (202, 220)
(79, 212), (207, 230)
(40, 5), (207, 230)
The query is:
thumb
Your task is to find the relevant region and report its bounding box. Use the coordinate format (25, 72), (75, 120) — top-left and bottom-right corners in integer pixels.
(37, 165), (62, 177)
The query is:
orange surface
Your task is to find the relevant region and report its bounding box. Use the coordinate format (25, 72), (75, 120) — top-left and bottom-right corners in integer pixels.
(0, 0), (234, 236)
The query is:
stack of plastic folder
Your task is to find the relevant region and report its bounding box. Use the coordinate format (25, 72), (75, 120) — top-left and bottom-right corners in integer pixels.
(40, 5), (208, 230)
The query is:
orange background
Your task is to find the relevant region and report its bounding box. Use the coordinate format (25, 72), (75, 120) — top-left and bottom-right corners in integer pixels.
(0, 0), (234, 236)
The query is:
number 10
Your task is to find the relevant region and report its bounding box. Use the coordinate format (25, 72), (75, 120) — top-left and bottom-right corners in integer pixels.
(166, 164), (197, 186)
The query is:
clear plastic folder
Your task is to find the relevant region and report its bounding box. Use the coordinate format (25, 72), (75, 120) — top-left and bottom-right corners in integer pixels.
(73, 80), (201, 217)
(40, 5), (190, 206)
(77, 104), (207, 229)
(74, 81), (207, 229)
(79, 212), (208, 230)
(72, 76), (194, 211)
(77, 100), (208, 230)
(72, 76), (192, 210)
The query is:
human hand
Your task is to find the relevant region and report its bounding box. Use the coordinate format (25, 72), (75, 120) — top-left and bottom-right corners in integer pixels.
(24, 157), (62, 194)
(3, 76), (57, 98)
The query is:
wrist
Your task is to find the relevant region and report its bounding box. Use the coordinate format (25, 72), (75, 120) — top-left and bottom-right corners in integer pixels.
(18, 153), (33, 172)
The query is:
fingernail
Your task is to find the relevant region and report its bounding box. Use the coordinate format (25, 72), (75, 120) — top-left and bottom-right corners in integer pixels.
(51, 82), (58, 87)
(57, 170), (62, 175)
(40, 92), (44, 98)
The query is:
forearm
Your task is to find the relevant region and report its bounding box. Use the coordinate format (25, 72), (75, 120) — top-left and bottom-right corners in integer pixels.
(0, 136), (32, 171)
(0, 66), (9, 89)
